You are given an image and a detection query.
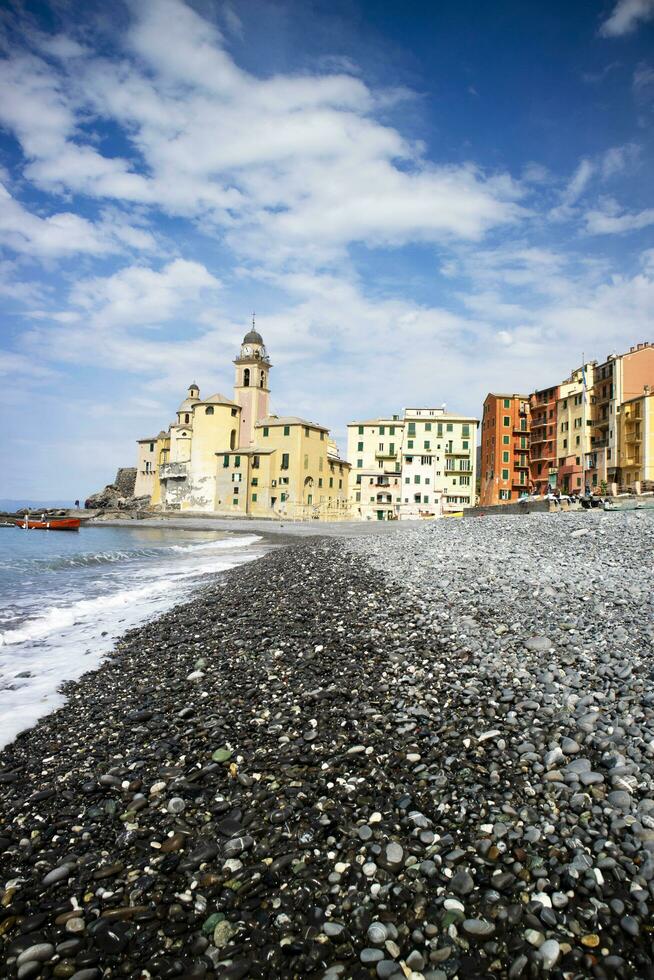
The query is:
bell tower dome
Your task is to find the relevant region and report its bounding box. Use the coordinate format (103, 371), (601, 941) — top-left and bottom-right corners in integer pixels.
(233, 316), (271, 448)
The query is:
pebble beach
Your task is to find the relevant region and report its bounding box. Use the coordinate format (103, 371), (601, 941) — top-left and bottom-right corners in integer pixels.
(2, 510), (654, 980)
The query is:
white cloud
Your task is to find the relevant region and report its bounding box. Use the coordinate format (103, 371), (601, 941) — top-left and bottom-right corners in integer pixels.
(584, 197), (654, 233)
(549, 159), (594, 221)
(600, 142), (640, 178)
(0, 0), (525, 269)
(69, 258), (222, 328)
(599, 0), (654, 36)
(0, 183), (158, 259)
(633, 62), (654, 96)
(0, 182), (114, 257)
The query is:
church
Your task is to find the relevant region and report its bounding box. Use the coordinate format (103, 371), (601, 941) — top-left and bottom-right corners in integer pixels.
(134, 327), (352, 520)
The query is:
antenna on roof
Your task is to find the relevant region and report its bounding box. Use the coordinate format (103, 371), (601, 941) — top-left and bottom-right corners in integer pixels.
(251, 311), (256, 330)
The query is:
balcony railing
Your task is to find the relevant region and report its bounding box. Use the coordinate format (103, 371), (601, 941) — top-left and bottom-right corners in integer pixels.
(375, 450), (397, 460)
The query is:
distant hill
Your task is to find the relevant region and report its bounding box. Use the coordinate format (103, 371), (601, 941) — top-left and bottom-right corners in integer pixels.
(0, 498), (73, 511)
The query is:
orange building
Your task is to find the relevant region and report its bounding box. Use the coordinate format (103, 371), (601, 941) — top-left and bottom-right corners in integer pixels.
(528, 384), (559, 495)
(480, 393), (531, 505)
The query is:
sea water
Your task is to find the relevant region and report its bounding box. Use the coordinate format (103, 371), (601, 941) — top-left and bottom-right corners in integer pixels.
(0, 524), (267, 747)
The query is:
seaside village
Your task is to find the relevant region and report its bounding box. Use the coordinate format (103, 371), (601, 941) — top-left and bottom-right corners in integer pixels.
(131, 327), (654, 521)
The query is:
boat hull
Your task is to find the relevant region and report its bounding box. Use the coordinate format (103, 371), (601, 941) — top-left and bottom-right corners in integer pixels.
(15, 518), (81, 531)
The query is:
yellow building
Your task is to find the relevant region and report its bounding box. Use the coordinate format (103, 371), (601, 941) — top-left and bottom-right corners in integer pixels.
(134, 437), (158, 498)
(620, 387), (654, 488)
(139, 328), (350, 520)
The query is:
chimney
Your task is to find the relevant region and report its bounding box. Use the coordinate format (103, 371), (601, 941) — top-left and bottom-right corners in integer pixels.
(645, 385), (651, 396)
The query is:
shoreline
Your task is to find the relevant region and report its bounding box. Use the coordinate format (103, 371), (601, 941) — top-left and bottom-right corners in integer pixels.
(3, 515), (654, 978)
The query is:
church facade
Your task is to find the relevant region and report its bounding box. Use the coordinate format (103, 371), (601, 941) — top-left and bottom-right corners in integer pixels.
(135, 328), (351, 520)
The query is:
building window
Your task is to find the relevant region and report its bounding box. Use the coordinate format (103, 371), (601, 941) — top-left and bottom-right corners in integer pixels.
(503, 416), (510, 426)
(252, 477), (258, 486)
(379, 425), (385, 435)
(357, 441), (363, 451)
(447, 423), (453, 432)
(414, 475), (421, 484)
(307, 494), (313, 505)
(281, 492), (287, 502)
(243, 368), (250, 387)
(304, 427), (310, 436)
(355, 491), (361, 502)
(149, 442), (154, 452)
(502, 468), (509, 479)
(407, 440), (414, 449)
(206, 406), (214, 415)
(503, 435), (509, 445)
(234, 455), (241, 468)
(223, 454), (229, 468)
(284, 425), (290, 436)
(329, 477), (334, 488)
(281, 453), (289, 469)
(357, 459), (363, 468)
(503, 451), (509, 463)
(263, 426), (269, 437)
(499, 489), (510, 500)
(304, 454), (309, 470)
(231, 407), (237, 417)
(462, 440), (468, 449)
(233, 498), (238, 506)
(424, 440), (430, 450)
(252, 492), (258, 501)
(318, 477), (323, 487)
(504, 399), (510, 408)
(253, 455), (260, 469)
(379, 442), (384, 451)
(358, 425), (364, 435)
(339, 479), (342, 489)
(389, 425), (395, 435)
(230, 430), (236, 450)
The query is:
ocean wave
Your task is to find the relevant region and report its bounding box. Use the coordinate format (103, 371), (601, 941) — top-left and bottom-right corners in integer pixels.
(0, 580), (176, 647)
(0, 534), (261, 572)
(170, 534), (261, 552)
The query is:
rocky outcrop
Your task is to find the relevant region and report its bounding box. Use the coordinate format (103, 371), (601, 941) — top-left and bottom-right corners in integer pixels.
(85, 467), (148, 512)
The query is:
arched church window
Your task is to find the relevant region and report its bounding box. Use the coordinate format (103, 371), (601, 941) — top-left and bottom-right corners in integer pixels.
(185, 414), (190, 423)
(243, 368), (250, 387)
(206, 406), (214, 415)
(230, 429), (236, 450)
(259, 370), (265, 388)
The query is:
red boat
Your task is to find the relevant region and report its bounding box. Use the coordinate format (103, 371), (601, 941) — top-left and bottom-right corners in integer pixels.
(15, 517), (81, 531)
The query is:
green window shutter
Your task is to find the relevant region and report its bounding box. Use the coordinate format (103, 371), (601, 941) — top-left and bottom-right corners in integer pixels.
(358, 441), (363, 451)
(223, 454), (229, 467)
(263, 426), (269, 437)
(283, 425), (290, 436)
(234, 455), (240, 467)
(252, 493), (257, 502)
(358, 425), (364, 435)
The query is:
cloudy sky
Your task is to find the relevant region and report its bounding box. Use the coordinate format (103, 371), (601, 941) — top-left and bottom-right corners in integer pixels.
(1, 0), (653, 500)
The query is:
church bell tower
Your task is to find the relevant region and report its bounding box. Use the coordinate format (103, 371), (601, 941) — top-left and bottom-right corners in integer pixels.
(233, 318), (271, 448)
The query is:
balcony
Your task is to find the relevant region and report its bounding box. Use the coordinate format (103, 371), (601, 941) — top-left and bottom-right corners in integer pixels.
(159, 462), (188, 480)
(375, 450), (397, 460)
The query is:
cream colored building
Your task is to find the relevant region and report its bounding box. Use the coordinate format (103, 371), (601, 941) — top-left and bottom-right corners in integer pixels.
(347, 407), (478, 519)
(401, 408), (478, 516)
(555, 362), (596, 494)
(347, 416), (404, 520)
(139, 329), (350, 519)
(619, 387), (654, 488)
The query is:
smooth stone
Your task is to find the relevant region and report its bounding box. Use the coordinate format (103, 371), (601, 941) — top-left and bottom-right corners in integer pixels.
(450, 869), (474, 896)
(17, 944), (56, 966)
(462, 919), (495, 939)
(539, 939), (560, 970)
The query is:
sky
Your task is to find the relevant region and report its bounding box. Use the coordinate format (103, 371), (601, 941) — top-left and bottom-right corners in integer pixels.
(0, 0), (653, 501)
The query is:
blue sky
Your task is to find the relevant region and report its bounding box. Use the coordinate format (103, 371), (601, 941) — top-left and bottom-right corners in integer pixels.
(0, 0), (653, 501)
